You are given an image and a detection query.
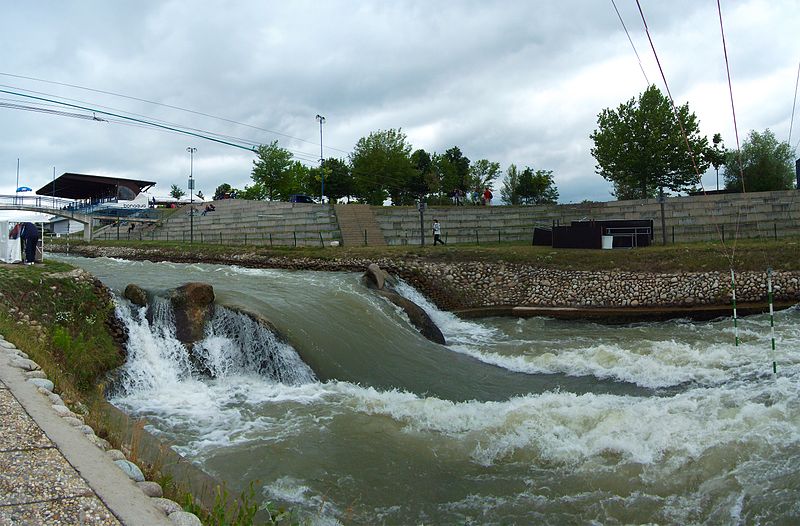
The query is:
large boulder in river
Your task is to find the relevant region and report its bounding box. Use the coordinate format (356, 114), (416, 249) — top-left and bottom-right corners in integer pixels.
(124, 284), (148, 307)
(170, 283), (215, 345)
(375, 289), (446, 345)
(363, 264), (445, 345)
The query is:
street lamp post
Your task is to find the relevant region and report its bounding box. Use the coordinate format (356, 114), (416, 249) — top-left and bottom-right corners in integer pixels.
(187, 147), (197, 244)
(316, 114), (325, 203)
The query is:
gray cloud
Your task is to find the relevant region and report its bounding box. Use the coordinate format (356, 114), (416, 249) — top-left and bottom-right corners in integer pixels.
(1, 0), (797, 206)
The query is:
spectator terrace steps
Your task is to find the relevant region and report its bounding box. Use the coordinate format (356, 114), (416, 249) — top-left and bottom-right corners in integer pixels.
(334, 204), (386, 246)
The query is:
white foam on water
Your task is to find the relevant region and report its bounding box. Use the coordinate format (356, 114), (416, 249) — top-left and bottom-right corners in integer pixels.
(393, 280), (499, 346)
(393, 280), (800, 388)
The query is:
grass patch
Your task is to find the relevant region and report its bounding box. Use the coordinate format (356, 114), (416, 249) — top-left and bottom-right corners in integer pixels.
(50, 235), (800, 272)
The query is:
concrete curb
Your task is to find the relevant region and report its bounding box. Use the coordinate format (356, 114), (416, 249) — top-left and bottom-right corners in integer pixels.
(0, 336), (185, 526)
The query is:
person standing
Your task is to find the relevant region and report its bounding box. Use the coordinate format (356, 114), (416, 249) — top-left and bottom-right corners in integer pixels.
(432, 219), (445, 246)
(483, 188), (493, 206)
(19, 222), (39, 265)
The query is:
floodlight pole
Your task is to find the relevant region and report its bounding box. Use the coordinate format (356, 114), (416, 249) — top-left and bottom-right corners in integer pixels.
(316, 114), (325, 203)
(187, 147), (197, 244)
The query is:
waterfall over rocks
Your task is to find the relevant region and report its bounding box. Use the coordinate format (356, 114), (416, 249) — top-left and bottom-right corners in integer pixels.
(111, 294), (315, 397)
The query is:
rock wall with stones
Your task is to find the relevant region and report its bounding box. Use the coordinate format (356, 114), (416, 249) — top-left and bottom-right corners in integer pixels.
(391, 262), (800, 309)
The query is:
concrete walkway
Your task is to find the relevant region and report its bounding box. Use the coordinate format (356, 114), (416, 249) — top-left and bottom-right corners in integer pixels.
(0, 338), (173, 526)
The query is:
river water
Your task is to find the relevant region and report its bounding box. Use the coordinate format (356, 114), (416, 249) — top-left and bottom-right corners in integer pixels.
(61, 256), (800, 525)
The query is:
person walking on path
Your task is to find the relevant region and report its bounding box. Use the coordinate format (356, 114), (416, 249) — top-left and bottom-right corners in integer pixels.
(19, 222), (39, 265)
(432, 219), (445, 246)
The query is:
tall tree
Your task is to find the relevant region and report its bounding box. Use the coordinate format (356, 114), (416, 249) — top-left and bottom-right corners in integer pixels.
(169, 184), (185, 199)
(313, 157), (353, 203)
(408, 149), (434, 201)
(723, 129), (795, 192)
(213, 183), (233, 200)
(469, 159), (501, 191)
(590, 85), (709, 200)
(706, 133), (726, 191)
(500, 164), (521, 205)
(251, 141), (293, 200)
(441, 146), (471, 192)
(350, 129), (415, 205)
(517, 168), (559, 204)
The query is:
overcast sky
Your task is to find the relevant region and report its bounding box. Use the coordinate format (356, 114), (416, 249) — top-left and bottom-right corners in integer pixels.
(1, 0), (798, 215)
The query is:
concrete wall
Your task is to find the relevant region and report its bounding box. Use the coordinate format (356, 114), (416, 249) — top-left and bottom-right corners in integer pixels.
(374, 189), (800, 245)
(97, 199), (341, 247)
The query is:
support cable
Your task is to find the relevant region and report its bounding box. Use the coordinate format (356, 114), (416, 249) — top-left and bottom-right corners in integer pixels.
(610, 0), (650, 86)
(789, 60), (800, 145)
(716, 0), (746, 193)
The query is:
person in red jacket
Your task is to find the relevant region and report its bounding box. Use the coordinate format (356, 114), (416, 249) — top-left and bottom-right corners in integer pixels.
(482, 188), (493, 206)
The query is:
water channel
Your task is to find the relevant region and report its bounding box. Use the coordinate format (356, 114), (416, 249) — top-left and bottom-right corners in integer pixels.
(61, 256), (800, 525)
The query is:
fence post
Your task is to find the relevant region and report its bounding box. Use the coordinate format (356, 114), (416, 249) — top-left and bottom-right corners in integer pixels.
(498, 230), (501, 244)
(270, 233), (273, 247)
(319, 232), (324, 247)
(721, 224), (725, 243)
(201, 232), (204, 244)
(445, 232), (448, 244)
(294, 231), (297, 247)
(364, 229), (367, 246)
(219, 231), (222, 244)
(244, 233), (247, 245)
(672, 225), (675, 244)
(774, 222), (777, 240)
(475, 230), (479, 245)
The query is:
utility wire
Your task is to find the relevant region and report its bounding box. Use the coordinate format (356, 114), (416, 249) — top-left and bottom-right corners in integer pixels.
(716, 0), (746, 194)
(0, 82), (325, 161)
(0, 71), (352, 155)
(0, 101), (106, 121)
(610, 0), (650, 86)
(634, 0), (735, 267)
(790, 60), (800, 146)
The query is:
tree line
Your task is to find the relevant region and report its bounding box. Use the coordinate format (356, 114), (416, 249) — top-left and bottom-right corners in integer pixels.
(188, 84), (795, 206)
(209, 130), (558, 205)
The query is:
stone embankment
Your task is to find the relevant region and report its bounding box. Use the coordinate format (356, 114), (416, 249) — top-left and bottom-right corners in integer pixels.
(51, 244), (800, 314)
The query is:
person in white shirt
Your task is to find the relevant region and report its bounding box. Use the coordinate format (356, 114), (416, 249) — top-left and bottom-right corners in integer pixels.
(432, 219), (445, 246)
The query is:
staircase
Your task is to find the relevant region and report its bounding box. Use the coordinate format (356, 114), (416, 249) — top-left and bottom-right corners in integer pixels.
(334, 204), (386, 246)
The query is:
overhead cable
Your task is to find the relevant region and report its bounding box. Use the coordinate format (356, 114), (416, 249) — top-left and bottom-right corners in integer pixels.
(0, 71), (351, 155)
(610, 0), (650, 86)
(715, 0), (746, 193)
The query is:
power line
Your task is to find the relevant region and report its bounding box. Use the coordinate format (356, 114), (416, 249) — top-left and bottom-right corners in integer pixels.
(0, 82), (325, 161)
(790, 60), (800, 146)
(0, 87), (274, 154)
(634, 0), (735, 266)
(0, 101), (106, 121)
(0, 71), (352, 155)
(610, 0), (650, 86)
(715, 0), (746, 193)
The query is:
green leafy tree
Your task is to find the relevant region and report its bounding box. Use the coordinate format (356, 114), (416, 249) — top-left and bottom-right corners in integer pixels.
(312, 157), (353, 203)
(517, 168), (559, 204)
(251, 141), (294, 200)
(440, 146), (471, 193)
(500, 164), (520, 205)
(350, 128), (415, 205)
(213, 183), (233, 200)
(169, 184), (185, 199)
(723, 129), (795, 192)
(469, 159), (501, 192)
(590, 85), (709, 200)
(408, 149), (434, 201)
(706, 133), (727, 191)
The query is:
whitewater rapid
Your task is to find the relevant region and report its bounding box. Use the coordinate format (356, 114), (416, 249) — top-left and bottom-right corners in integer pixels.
(58, 256), (799, 524)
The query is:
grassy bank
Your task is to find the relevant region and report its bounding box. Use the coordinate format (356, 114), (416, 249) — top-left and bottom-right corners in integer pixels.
(50, 235), (800, 272)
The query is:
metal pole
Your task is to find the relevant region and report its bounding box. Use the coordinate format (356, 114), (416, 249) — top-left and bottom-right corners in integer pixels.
(316, 114), (325, 202)
(767, 267), (777, 375)
(15, 158), (19, 206)
(187, 147), (197, 244)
